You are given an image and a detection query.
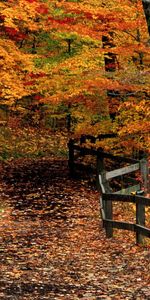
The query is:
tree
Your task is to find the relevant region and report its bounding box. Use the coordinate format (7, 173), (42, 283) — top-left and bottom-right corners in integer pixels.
(0, 0), (48, 111)
(142, 0), (150, 34)
(0, 0), (149, 152)
(46, 0), (149, 151)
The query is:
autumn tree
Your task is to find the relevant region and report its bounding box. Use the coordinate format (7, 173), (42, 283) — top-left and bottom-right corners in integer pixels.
(41, 1), (149, 144)
(0, 0), (149, 153)
(142, 0), (150, 34)
(0, 0), (49, 113)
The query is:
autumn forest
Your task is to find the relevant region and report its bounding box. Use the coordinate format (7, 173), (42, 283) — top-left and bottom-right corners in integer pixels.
(0, 0), (150, 299)
(0, 0), (149, 153)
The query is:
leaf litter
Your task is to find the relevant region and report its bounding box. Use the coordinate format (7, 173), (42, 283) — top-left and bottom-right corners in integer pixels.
(0, 157), (150, 300)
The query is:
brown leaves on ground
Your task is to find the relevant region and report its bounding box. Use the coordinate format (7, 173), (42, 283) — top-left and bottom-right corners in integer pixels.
(0, 158), (150, 300)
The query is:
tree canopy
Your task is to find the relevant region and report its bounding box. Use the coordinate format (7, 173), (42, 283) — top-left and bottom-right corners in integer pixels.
(0, 0), (150, 153)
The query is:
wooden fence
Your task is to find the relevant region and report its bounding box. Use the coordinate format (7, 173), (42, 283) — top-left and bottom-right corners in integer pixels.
(100, 193), (150, 244)
(68, 133), (130, 181)
(98, 154), (150, 244)
(68, 135), (150, 244)
(68, 135), (149, 193)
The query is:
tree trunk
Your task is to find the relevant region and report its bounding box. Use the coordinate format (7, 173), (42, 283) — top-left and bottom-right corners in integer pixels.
(142, 0), (150, 35)
(102, 33), (117, 72)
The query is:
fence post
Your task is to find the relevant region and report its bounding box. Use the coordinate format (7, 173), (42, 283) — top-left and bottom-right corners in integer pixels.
(80, 135), (86, 145)
(68, 139), (75, 177)
(103, 194), (113, 238)
(96, 148), (105, 191)
(140, 156), (149, 193)
(136, 199), (145, 244)
(99, 171), (107, 222)
(99, 171), (113, 237)
(66, 113), (71, 132)
(97, 147), (112, 193)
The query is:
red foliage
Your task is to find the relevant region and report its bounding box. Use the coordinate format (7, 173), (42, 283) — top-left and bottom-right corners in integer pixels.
(0, 15), (5, 22)
(36, 4), (48, 15)
(25, 0), (37, 3)
(34, 94), (42, 100)
(84, 12), (93, 19)
(29, 72), (46, 79)
(48, 16), (75, 26)
(4, 27), (27, 41)
(5, 27), (18, 36)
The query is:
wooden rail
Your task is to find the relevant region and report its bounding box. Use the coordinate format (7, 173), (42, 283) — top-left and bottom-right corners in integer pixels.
(100, 193), (150, 244)
(68, 136), (149, 193)
(99, 162), (149, 244)
(68, 135), (149, 244)
(99, 163), (142, 195)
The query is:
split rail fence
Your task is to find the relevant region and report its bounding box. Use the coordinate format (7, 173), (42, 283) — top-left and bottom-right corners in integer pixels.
(68, 135), (150, 244)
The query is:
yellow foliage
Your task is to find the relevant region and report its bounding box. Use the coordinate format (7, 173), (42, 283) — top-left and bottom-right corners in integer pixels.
(0, 39), (35, 105)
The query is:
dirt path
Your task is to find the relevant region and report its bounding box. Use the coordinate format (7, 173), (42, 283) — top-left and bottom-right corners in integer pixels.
(0, 158), (150, 300)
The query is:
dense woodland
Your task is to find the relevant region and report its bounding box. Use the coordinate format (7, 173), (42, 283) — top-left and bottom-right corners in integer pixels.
(0, 0), (150, 158)
(0, 1), (150, 299)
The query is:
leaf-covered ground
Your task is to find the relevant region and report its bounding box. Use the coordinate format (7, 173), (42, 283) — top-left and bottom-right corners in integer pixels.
(0, 158), (150, 300)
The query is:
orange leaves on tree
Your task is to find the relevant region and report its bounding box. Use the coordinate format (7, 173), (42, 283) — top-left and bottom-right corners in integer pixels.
(0, 0), (149, 152)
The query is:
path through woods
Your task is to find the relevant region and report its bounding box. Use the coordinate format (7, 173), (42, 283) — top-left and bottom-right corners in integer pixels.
(0, 158), (150, 299)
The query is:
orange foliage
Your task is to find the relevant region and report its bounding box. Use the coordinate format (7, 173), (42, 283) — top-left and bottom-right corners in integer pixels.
(0, 0), (149, 150)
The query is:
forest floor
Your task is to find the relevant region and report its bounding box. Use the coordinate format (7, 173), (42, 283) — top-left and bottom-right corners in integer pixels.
(0, 157), (150, 300)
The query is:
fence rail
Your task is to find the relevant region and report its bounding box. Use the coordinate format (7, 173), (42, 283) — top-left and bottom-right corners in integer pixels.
(68, 136), (140, 184)
(68, 135), (150, 244)
(105, 163), (140, 179)
(99, 161), (150, 244)
(100, 193), (150, 244)
(68, 136), (149, 192)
